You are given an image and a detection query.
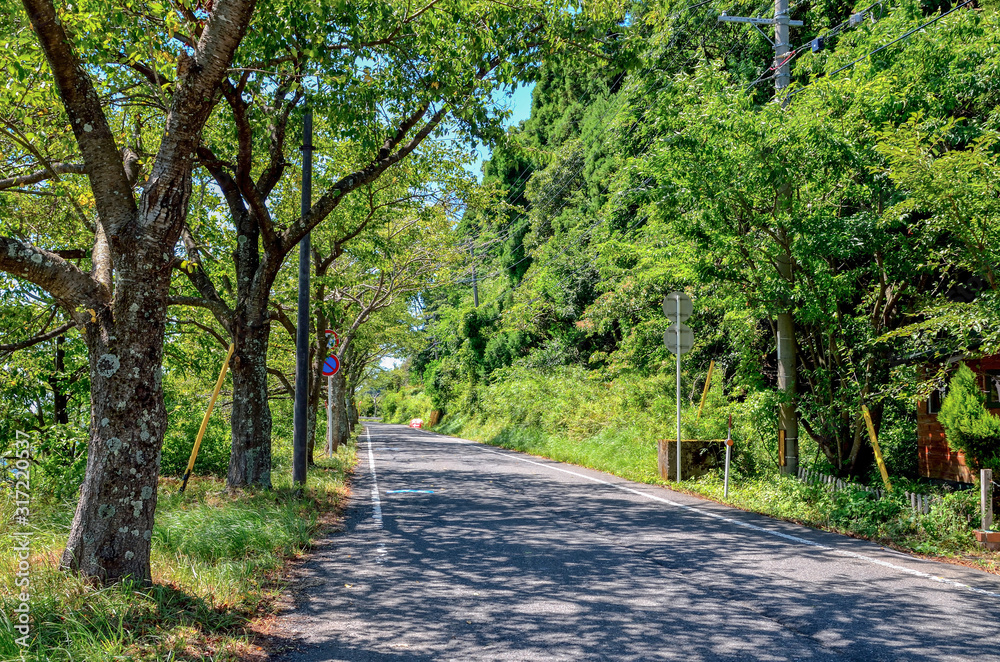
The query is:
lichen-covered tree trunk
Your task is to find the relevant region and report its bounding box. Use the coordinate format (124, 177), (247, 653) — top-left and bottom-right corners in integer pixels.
(305, 400), (318, 462)
(305, 304), (328, 463)
(61, 268), (172, 584)
(347, 387), (359, 429)
(227, 315), (273, 488)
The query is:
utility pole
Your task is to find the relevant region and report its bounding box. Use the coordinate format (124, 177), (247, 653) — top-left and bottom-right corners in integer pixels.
(719, 0), (802, 475)
(293, 108), (313, 487)
(471, 243), (479, 308)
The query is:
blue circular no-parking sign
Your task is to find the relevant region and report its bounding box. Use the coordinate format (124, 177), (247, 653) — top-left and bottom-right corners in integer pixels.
(322, 355), (340, 376)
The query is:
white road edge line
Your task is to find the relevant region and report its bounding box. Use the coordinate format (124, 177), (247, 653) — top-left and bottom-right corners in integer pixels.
(403, 426), (1000, 599)
(366, 427), (383, 528)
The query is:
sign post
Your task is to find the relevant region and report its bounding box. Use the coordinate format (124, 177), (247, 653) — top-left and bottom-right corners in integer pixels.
(664, 292), (693, 482)
(724, 414), (733, 499)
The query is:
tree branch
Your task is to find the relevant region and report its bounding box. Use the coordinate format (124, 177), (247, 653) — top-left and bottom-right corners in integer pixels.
(171, 318), (229, 348)
(167, 294), (233, 326)
(283, 104), (448, 252)
(0, 320), (78, 353)
(0, 236), (109, 320)
(22, 0), (137, 232)
(0, 162), (86, 191)
(176, 224), (233, 330)
(269, 304), (297, 340)
(267, 367), (294, 395)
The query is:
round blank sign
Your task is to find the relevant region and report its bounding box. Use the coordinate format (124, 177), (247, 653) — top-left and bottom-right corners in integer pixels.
(664, 323), (694, 355)
(662, 292), (692, 322)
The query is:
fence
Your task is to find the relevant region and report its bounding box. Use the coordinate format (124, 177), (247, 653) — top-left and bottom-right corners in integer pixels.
(797, 467), (940, 515)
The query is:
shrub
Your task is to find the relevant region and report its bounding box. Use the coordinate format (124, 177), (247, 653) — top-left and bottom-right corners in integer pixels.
(21, 425), (88, 501)
(938, 362), (1000, 471)
(159, 407), (231, 478)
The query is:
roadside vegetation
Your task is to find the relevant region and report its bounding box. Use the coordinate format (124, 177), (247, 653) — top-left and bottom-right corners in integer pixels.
(384, 374), (994, 568)
(374, 0), (1000, 567)
(0, 403), (355, 662)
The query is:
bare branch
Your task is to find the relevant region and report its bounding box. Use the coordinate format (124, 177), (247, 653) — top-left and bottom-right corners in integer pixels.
(171, 318), (229, 348)
(269, 304), (297, 340)
(0, 162), (86, 191)
(175, 224), (233, 329)
(167, 294), (233, 326)
(267, 367), (295, 395)
(0, 321), (78, 353)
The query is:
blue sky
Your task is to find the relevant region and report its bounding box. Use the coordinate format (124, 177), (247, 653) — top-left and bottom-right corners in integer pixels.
(378, 82), (535, 372)
(468, 82), (535, 179)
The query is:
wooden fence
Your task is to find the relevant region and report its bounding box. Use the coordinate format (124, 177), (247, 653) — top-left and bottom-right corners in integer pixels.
(797, 467), (939, 515)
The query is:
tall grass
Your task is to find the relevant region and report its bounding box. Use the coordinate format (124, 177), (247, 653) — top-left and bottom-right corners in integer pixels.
(0, 438), (355, 661)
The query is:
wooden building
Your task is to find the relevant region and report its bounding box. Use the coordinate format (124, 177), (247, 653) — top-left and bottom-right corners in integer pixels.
(917, 356), (1000, 484)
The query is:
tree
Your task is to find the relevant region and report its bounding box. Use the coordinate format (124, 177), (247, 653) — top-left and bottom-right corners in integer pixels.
(0, 0), (257, 584)
(268, 173), (464, 458)
(939, 363), (1000, 472)
(168, 0), (612, 487)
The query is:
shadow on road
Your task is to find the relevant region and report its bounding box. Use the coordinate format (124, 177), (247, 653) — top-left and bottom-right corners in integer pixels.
(272, 425), (999, 662)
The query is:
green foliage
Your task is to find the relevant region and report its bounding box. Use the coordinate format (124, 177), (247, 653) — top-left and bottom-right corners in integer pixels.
(0, 439), (354, 661)
(24, 425), (89, 501)
(159, 410), (232, 479)
(938, 363), (1000, 471)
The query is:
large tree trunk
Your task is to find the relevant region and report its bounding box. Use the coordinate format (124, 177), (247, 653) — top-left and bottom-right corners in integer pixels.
(306, 400), (318, 462)
(347, 387), (359, 429)
(329, 369), (351, 452)
(61, 264), (172, 585)
(227, 314), (273, 488)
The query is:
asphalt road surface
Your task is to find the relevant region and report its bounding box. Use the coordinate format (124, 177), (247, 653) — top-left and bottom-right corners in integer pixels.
(273, 423), (1000, 661)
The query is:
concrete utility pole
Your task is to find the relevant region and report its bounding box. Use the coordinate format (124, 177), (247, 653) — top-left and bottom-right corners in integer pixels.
(293, 108), (313, 486)
(719, 0), (803, 475)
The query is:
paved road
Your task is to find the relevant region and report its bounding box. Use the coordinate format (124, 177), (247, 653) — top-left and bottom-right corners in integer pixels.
(273, 423), (1000, 661)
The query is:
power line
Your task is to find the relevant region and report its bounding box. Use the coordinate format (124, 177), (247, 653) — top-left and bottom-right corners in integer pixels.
(816, 0), (971, 81)
(462, 0), (726, 261)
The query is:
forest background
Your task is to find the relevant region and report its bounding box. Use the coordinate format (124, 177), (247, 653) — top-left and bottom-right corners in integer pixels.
(378, 0), (1000, 558)
(3, 0), (1000, 656)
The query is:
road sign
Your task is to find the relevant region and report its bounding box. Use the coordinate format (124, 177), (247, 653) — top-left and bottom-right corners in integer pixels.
(663, 292), (692, 322)
(322, 355), (340, 376)
(325, 329), (339, 348)
(664, 323), (693, 355)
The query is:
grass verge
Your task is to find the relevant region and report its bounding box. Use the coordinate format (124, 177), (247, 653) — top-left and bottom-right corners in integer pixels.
(0, 443), (356, 661)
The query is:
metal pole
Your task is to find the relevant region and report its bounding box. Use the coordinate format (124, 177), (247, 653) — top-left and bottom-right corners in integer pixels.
(676, 294), (682, 483)
(326, 375), (333, 456)
(293, 108), (312, 486)
(983, 469), (994, 531)
(724, 414), (732, 499)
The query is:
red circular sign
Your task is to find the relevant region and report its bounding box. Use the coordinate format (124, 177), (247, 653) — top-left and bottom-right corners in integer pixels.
(322, 355), (340, 376)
